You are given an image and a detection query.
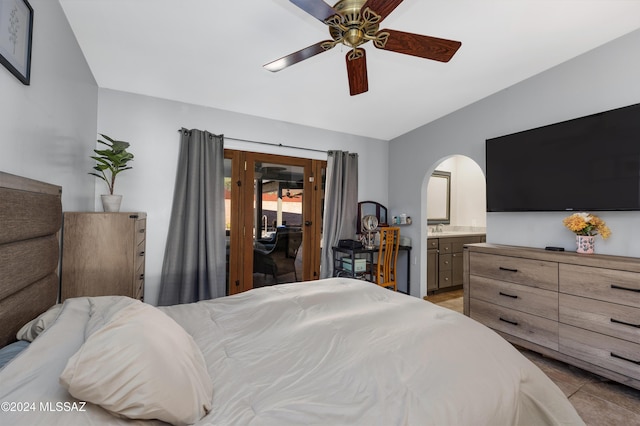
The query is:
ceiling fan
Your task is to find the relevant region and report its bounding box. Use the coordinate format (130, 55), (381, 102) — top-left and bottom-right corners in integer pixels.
(263, 0), (462, 96)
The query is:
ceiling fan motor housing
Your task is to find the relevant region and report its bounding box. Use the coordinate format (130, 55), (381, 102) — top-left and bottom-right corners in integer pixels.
(329, 0), (380, 48)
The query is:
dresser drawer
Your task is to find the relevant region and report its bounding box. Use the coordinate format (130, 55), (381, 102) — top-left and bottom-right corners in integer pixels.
(439, 270), (454, 288)
(470, 298), (558, 350)
(470, 252), (558, 291)
(134, 261), (145, 301)
(135, 240), (146, 274)
(134, 276), (144, 301)
(439, 253), (452, 271)
(560, 324), (640, 381)
(439, 241), (452, 254)
(135, 218), (146, 247)
(471, 275), (558, 320)
(560, 293), (640, 343)
(427, 239), (438, 250)
(560, 263), (640, 309)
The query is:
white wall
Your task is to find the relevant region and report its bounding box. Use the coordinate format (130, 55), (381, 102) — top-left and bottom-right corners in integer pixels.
(453, 157), (486, 228)
(0, 0), (97, 211)
(390, 29), (640, 298)
(97, 89), (389, 305)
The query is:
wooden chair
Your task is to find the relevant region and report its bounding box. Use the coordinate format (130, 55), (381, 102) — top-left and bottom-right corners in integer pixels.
(373, 227), (400, 291)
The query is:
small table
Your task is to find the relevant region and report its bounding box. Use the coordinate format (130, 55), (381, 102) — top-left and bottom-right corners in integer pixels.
(332, 245), (412, 294)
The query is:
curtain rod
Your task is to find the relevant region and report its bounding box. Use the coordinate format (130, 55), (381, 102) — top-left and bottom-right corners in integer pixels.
(177, 129), (327, 154)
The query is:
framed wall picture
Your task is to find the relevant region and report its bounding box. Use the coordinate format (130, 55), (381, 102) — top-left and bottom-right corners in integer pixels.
(0, 0), (33, 85)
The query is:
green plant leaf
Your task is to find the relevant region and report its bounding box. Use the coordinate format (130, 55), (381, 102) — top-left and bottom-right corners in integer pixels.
(89, 133), (134, 194)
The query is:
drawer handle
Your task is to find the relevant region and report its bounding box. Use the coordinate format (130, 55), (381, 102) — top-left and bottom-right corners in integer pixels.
(499, 317), (518, 326)
(499, 291), (518, 299)
(611, 284), (640, 293)
(610, 352), (640, 365)
(610, 318), (640, 329)
(499, 266), (518, 273)
(139, 274), (145, 280)
(139, 251), (145, 256)
(139, 229), (145, 233)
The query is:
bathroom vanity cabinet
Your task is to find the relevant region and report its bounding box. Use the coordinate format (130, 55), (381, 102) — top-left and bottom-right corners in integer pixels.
(427, 233), (485, 293)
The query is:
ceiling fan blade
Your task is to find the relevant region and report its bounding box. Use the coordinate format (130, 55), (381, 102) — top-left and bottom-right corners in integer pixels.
(346, 49), (368, 96)
(264, 41), (333, 72)
(361, 0), (404, 22)
(290, 0), (340, 22)
(377, 29), (461, 62)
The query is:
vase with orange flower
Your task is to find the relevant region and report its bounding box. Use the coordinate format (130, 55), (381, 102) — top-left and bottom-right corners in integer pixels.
(562, 212), (611, 254)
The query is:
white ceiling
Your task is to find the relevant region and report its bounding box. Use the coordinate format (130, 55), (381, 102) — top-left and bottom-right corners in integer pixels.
(58, 0), (640, 141)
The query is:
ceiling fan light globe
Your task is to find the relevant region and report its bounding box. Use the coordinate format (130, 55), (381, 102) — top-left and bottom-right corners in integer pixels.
(344, 28), (364, 47)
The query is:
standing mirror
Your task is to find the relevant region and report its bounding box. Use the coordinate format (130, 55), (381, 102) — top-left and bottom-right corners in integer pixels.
(357, 201), (387, 233)
(427, 170), (451, 225)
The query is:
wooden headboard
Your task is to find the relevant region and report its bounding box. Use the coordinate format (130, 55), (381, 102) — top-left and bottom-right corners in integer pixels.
(0, 172), (62, 347)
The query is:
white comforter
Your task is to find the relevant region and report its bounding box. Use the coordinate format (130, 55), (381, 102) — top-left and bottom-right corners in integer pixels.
(0, 278), (584, 425)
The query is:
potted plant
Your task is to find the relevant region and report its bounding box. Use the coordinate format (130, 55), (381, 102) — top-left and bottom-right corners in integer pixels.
(89, 133), (134, 212)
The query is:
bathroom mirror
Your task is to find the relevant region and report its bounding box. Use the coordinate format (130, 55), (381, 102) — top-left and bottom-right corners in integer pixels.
(427, 170), (451, 225)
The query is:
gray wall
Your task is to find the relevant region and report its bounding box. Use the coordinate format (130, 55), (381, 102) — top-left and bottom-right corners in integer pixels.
(390, 29), (640, 297)
(4, 3), (639, 302)
(97, 89), (389, 305)
(0, 0), (97, 210)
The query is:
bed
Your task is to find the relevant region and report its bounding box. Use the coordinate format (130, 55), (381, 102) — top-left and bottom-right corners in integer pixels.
(0, 172), (585, 425)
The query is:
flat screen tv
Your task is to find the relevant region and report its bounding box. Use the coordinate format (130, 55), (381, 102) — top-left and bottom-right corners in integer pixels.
(486, 103), (640, 212)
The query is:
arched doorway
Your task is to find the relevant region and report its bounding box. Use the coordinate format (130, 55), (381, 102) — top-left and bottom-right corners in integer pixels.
(420, 155), (486, 297)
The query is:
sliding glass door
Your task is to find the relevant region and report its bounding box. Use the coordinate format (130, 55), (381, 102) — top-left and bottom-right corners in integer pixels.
(225, 150), (325, 295)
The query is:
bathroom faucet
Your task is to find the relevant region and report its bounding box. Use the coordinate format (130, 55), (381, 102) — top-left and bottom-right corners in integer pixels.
(436, 224), (444, 233)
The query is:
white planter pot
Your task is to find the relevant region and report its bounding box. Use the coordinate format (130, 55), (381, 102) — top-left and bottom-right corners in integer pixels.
(101, 194), (123, 212)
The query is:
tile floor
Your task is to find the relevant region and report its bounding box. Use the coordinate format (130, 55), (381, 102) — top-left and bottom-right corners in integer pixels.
(425, 289), (640, 426)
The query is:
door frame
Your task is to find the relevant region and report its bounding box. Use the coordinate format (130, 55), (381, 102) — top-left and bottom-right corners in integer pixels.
(226, 149), (325, 294)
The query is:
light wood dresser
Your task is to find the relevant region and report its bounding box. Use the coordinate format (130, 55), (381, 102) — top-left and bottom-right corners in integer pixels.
(464, 243), (640, 390)
(61, 212), (146, 301)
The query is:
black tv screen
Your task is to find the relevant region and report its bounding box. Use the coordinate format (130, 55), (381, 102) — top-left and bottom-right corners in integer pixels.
(486, 103), (640, 212)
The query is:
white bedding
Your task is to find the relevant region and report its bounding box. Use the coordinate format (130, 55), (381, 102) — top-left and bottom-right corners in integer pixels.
(0, 278), (584, 425)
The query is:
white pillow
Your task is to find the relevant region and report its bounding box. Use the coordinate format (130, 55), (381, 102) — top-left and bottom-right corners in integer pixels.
(59, 297), (213, 425)
(16, 304), (63, 342)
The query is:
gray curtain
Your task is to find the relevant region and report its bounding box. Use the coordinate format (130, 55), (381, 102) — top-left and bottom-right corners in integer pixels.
(158, 128), (226, 305)
(320, 150), (358, 279)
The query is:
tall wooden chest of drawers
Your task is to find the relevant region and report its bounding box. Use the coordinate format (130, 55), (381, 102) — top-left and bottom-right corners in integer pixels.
(464, 243), (640, 390)
(61, 212), (146, 301)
